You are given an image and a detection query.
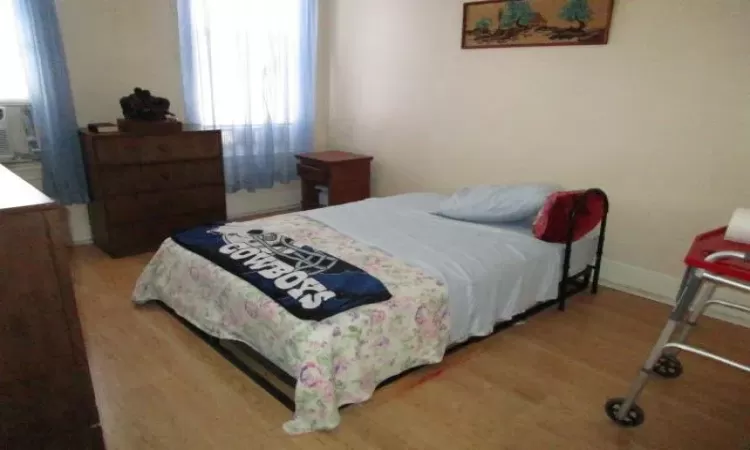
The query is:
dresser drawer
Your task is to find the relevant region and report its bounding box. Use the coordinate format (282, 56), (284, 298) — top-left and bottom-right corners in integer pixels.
(81, 128), (227, 257)
(94, 132), (221, 165)
(97, 160), (224, 196)
(105, 186), (225, 224)
(0, 371), (89, 439)
(106, 209), (226, 254)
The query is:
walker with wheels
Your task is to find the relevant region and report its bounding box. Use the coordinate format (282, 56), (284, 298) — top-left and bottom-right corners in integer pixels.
(605, 227), (750, 427)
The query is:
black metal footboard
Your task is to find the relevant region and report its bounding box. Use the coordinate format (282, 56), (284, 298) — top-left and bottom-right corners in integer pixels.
(557, 188), (610, 311)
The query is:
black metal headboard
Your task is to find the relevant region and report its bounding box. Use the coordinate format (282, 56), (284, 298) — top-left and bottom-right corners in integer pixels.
(557, 188), (610, 311)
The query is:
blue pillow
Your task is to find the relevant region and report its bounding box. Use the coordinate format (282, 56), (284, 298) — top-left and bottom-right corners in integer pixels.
(437, 184), (560, 223)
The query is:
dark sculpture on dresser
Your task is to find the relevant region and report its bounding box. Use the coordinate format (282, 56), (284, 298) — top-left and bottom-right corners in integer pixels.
(119, 87), (174, 121)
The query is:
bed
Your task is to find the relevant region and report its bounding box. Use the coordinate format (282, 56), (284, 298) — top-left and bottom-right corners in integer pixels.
(133, 190), (608, 434)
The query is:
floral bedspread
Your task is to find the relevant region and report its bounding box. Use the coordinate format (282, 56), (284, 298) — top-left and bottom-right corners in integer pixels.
(132, 213), (450, 433)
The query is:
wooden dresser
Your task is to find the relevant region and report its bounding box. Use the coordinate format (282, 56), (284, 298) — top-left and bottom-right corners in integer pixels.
(0, 165), (105, 449)
(80, 129), (226, 257)
(296, 151), (373, 210)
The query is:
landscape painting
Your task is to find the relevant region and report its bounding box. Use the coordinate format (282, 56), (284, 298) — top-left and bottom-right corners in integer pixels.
(462, 0), (614, 49)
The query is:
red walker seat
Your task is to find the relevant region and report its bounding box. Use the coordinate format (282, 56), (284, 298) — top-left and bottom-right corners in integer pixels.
(684, 226), (750, 282)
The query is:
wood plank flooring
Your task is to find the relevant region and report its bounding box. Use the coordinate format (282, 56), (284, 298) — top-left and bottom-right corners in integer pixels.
(71, 245), (750, 450)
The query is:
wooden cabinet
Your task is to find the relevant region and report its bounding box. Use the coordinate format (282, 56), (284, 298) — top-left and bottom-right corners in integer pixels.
(295, 151), (373, 210)
(80, 129), (227, 257)
(0, 165), (104, 449)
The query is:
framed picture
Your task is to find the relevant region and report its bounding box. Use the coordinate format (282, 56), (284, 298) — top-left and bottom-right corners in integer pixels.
(462, 0), (615, 49)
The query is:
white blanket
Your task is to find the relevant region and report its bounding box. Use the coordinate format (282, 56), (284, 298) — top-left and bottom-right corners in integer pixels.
(305, 193), (597, 343)
(133, 213), (449, 434)
(133, 193), (596, 433)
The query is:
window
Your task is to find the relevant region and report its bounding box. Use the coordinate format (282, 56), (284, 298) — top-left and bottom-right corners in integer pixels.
(0, 0), (29, 101)
(0, 0), (37, 164)
(179, 0), (316, 192)
(183, 0), (302, 126)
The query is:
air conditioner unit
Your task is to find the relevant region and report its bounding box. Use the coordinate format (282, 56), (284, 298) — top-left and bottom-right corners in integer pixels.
(0, 103), (41, 163)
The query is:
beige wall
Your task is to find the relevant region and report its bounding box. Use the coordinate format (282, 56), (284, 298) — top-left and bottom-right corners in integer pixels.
(56, 0), (329, 148)
(327, 0), (750, 281)
(51, 0), (332, 241)
(56, 0), (186, 125)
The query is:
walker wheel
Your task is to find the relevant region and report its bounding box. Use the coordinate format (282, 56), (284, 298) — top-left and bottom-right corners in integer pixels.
(605, 398), (645, 427)
(652, 354), (683, 379)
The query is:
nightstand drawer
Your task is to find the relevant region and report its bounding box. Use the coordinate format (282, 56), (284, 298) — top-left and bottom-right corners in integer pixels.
(297, 164), (328, 184)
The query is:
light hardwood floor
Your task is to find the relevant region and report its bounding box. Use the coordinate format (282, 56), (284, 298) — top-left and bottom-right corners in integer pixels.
(71, 245), (750, 450)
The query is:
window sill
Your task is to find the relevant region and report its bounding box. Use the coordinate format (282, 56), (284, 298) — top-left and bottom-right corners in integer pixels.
(3, 160), (42, 188)
(0, 99), (31, 106)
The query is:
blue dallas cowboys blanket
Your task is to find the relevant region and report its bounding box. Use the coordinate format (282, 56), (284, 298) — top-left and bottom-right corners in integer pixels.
(171, 224), (393, 321)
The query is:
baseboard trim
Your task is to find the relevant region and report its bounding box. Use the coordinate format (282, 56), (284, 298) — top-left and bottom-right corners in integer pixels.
(600, 258), (749, 328)
(229, 204), (300, 221)
(73, 237), (94, 246)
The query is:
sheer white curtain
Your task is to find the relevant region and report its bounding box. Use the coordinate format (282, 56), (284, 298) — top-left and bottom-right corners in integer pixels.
(0, 0), (29, 101)
(178, 0), (318, 193)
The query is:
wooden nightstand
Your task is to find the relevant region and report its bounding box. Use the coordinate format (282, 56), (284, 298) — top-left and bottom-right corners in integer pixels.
(295, 151), (373, 210)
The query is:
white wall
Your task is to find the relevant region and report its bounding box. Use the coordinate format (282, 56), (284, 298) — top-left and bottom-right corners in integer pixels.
(49, 0), (332, 242)
(56, 0), (330, 147)
(55, 0), (186, 124)
(327, 0), (750, 324)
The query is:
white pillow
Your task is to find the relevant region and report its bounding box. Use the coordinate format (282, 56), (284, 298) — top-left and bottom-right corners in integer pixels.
(437, 184), (560, 223)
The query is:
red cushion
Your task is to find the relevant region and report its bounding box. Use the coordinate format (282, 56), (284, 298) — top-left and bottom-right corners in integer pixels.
(533, 190), (605, 243)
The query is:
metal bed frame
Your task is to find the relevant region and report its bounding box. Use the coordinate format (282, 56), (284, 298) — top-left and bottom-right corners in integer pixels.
(159, 188), (610, 411)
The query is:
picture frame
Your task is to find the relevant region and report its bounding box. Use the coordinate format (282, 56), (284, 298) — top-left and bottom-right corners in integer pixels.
(462, 0), (615, 49)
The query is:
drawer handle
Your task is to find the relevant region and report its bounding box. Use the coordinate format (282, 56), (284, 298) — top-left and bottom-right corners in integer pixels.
(157, 144), (169, 152)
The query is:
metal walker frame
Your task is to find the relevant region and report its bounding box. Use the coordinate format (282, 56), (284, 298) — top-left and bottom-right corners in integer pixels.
(605, 247), (750, 427)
